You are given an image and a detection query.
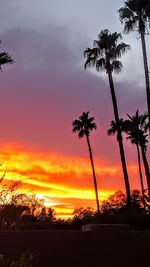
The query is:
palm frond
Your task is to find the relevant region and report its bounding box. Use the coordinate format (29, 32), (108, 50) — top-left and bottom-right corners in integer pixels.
(115, 43), (131, 58)
(78, 130), (85, 138)
(118, 7), (134, 22)
(88, 117), (95, 124)
(111, 60), (123, 73)
(111, 32), (122, 42)
(107, 128), (116, 136)
(124, 20), (137, 33)
(84, 56), (97, 70)
(0, 52), (14, 66)
(88, 122), (97, 131)
(122, 119), (132, 132)
(127, 113), (134, 122)
(139, 132), (148, 152)
(96, 58), (106, 72)
(84, 47), (100, 58)
(98, 29), (109, 40)
(141, 112), (149, 126)
(107, 120), (117, 136)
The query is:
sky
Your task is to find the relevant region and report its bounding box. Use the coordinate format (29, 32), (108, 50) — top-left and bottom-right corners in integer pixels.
(0, 0), (149, 217)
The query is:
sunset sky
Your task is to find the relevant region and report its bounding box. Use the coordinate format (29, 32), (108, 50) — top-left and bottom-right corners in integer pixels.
(0, 0), (149, 217)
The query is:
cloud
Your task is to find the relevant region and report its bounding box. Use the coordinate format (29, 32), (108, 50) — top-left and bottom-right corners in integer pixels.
(0, 144), (143, 193)
(0, 22), (147, 164)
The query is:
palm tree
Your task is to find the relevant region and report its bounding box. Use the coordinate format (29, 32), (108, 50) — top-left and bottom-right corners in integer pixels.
(107, 119), (144, 195)
(129, 132), (145, 201)
(124, 120), (145, 203)
(124, 111), (150, 198)
(72, 111), (100, 213)
(119, 0), (150, 133)
(139, 131), (150, 196)
(107, 118), (124, 141)
(84, 29), (131, 206)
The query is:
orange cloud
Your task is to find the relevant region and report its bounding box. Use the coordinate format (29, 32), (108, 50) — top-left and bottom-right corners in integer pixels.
(0, 143), (144, 217)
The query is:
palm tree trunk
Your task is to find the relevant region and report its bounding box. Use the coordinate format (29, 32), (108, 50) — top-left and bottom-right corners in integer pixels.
(140, 30), (150, 134)
(136, 144), (145, 206)
(86, 135), (100, 213)
(140, 144), (150, 199)
(107, 70), (131, 206)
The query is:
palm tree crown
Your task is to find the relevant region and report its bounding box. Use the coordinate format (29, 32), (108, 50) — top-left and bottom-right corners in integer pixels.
(119, 0), (150, 33)
(107, 119), (124, 140)
(72, 112), (97, 138)
(84, 29), (130, 74)
(124, 110), (149, 149)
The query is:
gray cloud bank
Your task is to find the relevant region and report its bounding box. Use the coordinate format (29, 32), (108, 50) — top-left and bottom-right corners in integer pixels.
(0, 0), (148, 164)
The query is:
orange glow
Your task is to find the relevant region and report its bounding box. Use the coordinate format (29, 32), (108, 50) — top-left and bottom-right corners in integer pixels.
(0, 143), (142, 217)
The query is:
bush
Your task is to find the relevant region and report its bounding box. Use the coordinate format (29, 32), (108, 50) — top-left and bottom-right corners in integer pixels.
(0, 252), (33, 267)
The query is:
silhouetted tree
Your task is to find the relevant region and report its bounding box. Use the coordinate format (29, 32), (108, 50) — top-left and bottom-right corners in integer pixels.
(108, 113), (145, 203)
(107, 118), (124, 141)
(139, 132), (150, 195)
(0, 180), (23, 205)
(127, 129), (145, 203)
(123, 111), (150, 199)
(12, 193), (44, 216)
(0, 204), (28, 229)
(0, 179), (59, 229)
(72, 207), (95, 227)
(131, 189), (143, 209)
(72, 111), (100, 213)
(38, 207), (56, 222)
(101, 190), (143, 216)
(84, 29), (131, 206)
(101, 191), (126, 215)
(119, 0), (150, 132)
(72, 207), (95, 221)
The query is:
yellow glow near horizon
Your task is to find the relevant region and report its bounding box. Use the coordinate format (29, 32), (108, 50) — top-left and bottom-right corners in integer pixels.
(0, 144), (140, 217)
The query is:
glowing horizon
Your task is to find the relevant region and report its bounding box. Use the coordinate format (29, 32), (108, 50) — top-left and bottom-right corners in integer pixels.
(0, 143), (144, 217)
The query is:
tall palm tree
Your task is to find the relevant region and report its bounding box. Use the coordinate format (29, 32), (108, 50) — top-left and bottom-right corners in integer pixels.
(128, 132), (145, 201)
(124, 120), (145, 203)
(124, 111), (150, 198)
(84, 29), (131, 206)
(139, 131), (150, 196)
(107, 118), (144, 196)
(119, 0), (150, 133)
(72, 111), (100, 213)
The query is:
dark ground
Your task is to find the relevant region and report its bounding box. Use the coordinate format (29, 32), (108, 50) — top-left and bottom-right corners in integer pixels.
(0, 227), (149, 267)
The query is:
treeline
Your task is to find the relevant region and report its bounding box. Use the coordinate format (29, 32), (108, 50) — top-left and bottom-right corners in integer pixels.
(1, 180), (150, 231)
(0, 179), (57, 230)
